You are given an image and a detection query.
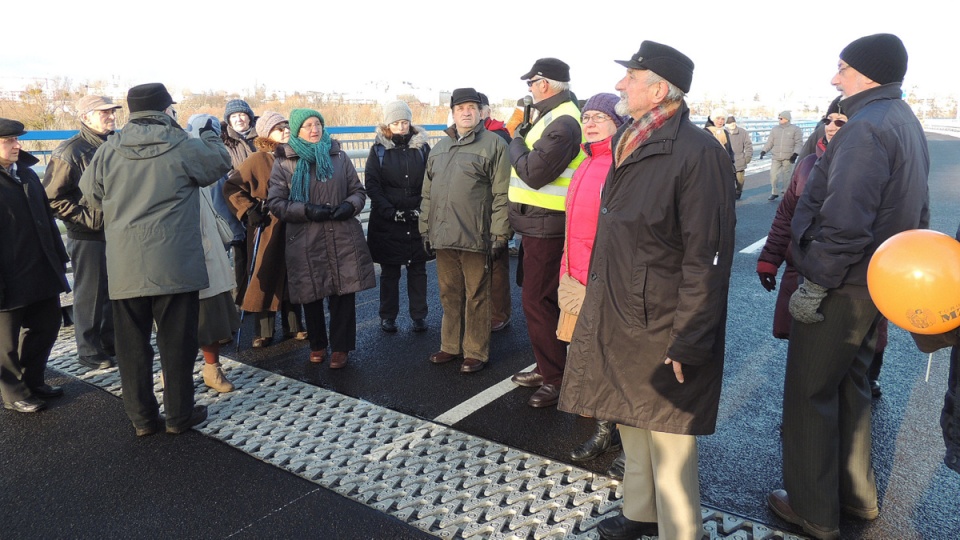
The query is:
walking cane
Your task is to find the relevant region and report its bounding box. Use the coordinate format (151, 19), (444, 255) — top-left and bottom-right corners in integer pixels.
(236, 224), (264, 353)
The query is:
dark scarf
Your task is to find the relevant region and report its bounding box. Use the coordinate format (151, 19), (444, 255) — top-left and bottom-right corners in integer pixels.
(79, 122), (110, 149)
(614, 101), (681, 168)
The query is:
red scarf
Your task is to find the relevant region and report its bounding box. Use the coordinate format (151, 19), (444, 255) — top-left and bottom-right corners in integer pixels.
(615, 101), (681, 168)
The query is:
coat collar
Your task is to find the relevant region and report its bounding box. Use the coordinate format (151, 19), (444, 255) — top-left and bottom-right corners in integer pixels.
(839, 83), (903, 118)
(612, 100), (688, 167)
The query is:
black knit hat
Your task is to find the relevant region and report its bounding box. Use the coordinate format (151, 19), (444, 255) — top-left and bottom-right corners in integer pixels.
(520, 58), (571, 82)
(450, 88), (482, 108)
(615, 41), (695, 94)
(224, 99), (254, 122)
(826, 95), (842, 117)
(127, 83), (175, 113)
(840, 33), (908, 85)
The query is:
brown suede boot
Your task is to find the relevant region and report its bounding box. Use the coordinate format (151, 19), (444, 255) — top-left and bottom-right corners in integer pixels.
(203, 362), (235, 393)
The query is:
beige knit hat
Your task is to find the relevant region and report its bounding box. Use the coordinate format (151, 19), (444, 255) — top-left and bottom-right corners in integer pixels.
(383, 101), (412, 125)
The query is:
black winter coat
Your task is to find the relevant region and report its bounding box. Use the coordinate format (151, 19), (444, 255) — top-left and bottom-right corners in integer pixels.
(365, 126), (433, 265)
(792, 83), (930, 294)
(0, 151), (70, 310)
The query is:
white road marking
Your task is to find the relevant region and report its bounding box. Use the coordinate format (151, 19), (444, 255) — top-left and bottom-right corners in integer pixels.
(740, 236), (768, 254)
(433, 363), (537, 425)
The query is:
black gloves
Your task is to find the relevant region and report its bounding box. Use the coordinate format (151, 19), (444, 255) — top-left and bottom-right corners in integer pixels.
(756, 261), (778, 292)
(394, 210), (406, 222)
(789, 153), (799, 164)
(331, 202), (355, 221)
(514, 122), (532, 139)
(404, 209), (420, 222)
(422, 237), (434, 256)
(490, 236), (508, 261)
(759, 150), (766, 159)
(198, 118), (216, 137)
(304, 203), (333, 222)
(245, 205), (270, 229)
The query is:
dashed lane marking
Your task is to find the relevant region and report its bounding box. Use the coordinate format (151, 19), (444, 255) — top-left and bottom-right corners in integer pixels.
(740, 236), (768, 255)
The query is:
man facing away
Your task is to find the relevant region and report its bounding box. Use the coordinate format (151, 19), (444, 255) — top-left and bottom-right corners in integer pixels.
(508, 57), (585, 408)
(767, 33), (929, 540)
(559, 41), (736, 540)
(42, 95), (122, 371)
(80, 83), (232, 436)
(420, 88), (510, 375)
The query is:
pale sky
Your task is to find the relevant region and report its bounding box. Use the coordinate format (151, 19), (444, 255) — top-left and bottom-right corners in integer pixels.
(5, 0), (956, 110)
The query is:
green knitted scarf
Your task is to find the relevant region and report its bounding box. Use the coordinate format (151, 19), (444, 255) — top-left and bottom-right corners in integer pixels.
(287, 109), (334, 203)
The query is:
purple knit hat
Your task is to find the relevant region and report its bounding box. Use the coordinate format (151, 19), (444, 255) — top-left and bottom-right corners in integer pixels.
(582, 92), (628, 127)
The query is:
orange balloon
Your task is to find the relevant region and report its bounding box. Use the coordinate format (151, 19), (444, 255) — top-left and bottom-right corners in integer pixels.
(867, 229), (960, 335)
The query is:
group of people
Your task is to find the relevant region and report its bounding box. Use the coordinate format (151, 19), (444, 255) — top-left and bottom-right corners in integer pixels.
(0, 30), (950, 540)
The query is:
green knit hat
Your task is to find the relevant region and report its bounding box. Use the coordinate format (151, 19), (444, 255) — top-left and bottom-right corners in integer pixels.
(289, 108), (324, 136)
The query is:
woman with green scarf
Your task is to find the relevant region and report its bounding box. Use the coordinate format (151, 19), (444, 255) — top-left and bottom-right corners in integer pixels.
(267, 109), (375, 369)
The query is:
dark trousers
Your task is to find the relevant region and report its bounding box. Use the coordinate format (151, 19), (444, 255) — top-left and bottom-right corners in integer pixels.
(232, 241), (248, 306)
(519, 236), (566, 385)
(66, 238), (114, 360)
(379, 262), (428, 320)
(491, 254), (511, 323)
(303, 294), (356, 353)
(783, 292), (880, 528)
(255, 301), (304, 339)
(0, 297), (61, 403)
(113, 292), (199, 431)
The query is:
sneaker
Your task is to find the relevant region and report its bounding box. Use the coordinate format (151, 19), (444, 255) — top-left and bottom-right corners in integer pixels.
(166, 405), (208, 434)
(202, 362), (235, 393)
(768, 194), (779, 201)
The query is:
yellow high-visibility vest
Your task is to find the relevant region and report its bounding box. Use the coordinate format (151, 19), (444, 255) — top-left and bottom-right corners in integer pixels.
(509, 100), (586, 211)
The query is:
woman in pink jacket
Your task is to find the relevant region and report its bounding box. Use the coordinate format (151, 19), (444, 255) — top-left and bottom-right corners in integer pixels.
(557, 93), (627, 476)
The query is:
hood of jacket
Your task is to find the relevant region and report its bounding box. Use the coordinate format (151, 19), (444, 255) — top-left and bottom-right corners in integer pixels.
(107, 111), (187, 160)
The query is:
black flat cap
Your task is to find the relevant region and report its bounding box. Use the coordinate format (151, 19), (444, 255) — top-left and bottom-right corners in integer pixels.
(615, 41), (695, 94)
(127, 83), (176, 113)
(520, 58), (570, 82)
(0, 118), (27, 138)
(450, 88), (482, 108)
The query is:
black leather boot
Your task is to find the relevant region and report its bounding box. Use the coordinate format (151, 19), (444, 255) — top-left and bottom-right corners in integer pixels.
(597, 513), (658, 539)
(570, 421), (621, 462)
(607, 450), (626, 480)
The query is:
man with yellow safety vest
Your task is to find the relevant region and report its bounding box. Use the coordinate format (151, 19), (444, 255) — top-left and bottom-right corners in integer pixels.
(508, 58), (585, 408)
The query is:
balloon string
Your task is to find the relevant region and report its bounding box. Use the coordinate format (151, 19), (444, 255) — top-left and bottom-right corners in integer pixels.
(925, 352), (933, 382)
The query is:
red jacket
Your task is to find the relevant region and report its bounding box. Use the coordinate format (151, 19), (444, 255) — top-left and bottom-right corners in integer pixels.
(561, 138), (613, 284)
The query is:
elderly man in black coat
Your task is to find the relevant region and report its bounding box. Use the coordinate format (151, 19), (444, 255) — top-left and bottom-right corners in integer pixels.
(0, 118), (71, 413)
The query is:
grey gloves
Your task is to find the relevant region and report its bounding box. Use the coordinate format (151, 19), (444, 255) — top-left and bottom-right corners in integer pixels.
(789, 280), (828, 324)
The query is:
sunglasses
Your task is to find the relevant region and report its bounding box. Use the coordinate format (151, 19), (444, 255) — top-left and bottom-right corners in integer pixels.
(823, 118), (846, 127)
(526, 78), (546, 87)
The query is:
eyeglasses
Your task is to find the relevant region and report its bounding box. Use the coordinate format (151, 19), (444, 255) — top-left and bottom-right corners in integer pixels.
(526, 78), (546, 88)
(823, 118), (846, 127)
(299, 121), (322, 131)
(581, 113), (612, 124)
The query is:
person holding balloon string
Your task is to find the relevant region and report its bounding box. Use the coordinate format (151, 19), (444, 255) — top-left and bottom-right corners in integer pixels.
(756, 97), (889, 397)
(765, 34), (930, 539)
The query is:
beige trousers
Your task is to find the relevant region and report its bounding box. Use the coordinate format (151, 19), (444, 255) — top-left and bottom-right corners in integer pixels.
(619, 425), (703, 540)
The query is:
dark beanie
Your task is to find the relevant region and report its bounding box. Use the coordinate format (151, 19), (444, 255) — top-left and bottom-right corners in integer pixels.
(225, 99), (254, 122)
(582, 93), (628, 127)
(840, 33), (907, 85)
(127, 83), (175, 113)
(826, 95), (842, 117)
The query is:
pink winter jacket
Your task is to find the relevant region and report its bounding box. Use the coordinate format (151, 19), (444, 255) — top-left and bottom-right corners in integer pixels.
(561, 138), (613, 284)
